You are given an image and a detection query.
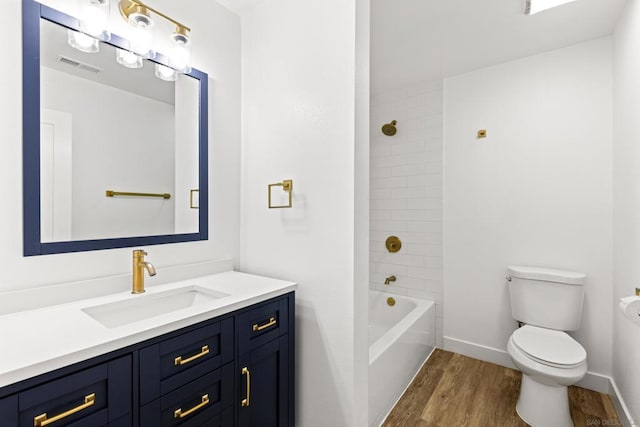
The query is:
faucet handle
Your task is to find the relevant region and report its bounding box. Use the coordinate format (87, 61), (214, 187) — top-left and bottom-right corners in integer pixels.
(133, 249), (148, 257)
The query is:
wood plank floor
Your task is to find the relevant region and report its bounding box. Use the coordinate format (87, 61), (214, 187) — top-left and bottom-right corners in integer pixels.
(383, 349), (620, 427)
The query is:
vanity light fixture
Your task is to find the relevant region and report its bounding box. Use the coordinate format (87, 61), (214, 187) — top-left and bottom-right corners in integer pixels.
(67, 0), (110, 53)
(67, 30), (100, 53)
(121, 1), (154, 57)
(524, 0), (579, 15)
(119, 0), (192, 72)
(79, 0), (111, 38)
(116, 48), (143, 68)
(168, 28), (192, 73)
(155, 63), (178, 81)
(68, 0), (193, 78)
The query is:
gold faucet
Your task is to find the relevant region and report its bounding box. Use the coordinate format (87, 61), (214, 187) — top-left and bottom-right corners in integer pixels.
(132, 250), (156, 294)
(384, 275), (396, 285)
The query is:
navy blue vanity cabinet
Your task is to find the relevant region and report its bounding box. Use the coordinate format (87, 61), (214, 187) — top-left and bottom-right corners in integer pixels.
(0, 355), (132, 427)
(236, 294), (294, 427)
(0, 292), (295, 427)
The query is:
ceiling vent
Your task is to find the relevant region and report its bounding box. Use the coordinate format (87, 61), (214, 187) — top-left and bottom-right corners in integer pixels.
(57, 55), (103, 73)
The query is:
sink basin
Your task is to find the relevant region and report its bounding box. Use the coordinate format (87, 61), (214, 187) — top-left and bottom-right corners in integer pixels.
(82, 286), (229, 328)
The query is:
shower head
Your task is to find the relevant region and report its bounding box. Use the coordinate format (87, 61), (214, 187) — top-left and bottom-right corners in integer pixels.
(381, 120), (397, 136)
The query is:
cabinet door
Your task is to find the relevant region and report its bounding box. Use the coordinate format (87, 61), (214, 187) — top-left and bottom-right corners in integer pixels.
(0, 395), (18, 426)
(237, 336), (290, 427)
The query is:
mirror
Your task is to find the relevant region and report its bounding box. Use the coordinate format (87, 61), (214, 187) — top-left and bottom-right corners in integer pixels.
(22, 0), (208, 256)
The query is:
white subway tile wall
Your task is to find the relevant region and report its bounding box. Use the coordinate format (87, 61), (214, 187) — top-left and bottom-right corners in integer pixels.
(370, 80), (444, 347)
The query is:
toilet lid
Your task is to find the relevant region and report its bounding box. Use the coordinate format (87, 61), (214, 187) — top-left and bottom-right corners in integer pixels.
(512, 325), (586, 366)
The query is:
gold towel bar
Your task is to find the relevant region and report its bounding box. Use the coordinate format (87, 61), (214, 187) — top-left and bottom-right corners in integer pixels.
(106, 190), (171, 199)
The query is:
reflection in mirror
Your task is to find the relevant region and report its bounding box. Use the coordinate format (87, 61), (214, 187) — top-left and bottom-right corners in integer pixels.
(39, 19), (199, 242)
(22, 0), (208, 256)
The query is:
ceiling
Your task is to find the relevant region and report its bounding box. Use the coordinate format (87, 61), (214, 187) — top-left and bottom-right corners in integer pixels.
(216, 0), (261, 15)
(371, 0), (626, 90)
(215, 0), (626, 91)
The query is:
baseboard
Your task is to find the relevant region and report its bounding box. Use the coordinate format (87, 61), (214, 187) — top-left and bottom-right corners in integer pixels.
(609, 377), (637, 427)
(444, 336), (607, 393)
(443, 336), (515, 369)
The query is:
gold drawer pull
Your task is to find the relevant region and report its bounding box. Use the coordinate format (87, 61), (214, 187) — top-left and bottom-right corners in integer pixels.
(241, 367), (251, 407)
(174, 394), (209, 419)
(34, 393), (96, 426)
(174, 345), (209, 366)
(253, 317), (277, 332)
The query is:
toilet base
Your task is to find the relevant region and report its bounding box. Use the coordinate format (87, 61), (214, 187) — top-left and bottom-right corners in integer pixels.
(516, 373), (573, 427)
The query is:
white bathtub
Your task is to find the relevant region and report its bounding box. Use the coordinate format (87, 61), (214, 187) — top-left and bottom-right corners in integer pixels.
(368, 291), (435, 426)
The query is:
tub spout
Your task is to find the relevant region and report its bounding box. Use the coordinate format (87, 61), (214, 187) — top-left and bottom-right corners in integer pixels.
(384, 275), (396, 285)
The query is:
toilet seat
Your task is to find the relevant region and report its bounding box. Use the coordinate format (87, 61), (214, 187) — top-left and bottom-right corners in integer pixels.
(511, 325), (586, 368)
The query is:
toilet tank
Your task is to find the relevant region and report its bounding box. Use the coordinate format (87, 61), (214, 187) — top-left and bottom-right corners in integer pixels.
(507, 266), (586, 331)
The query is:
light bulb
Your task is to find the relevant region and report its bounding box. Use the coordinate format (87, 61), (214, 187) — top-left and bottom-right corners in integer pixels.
(79, 0), (110, 39)
(169, 41), (191, 73)
(67, 30), (99, 53)
(82, 4), (107, 36)
(155, 64), (178, 82)
(130, 23), (153, 57)
(116, 49), (143, 69)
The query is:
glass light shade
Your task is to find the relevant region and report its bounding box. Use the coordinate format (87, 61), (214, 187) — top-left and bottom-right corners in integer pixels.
(155, 64), (178, 82)
(525, 0), (578, 14)
(129, 23), (154, 58)
(79, 0), (110, 39)
(116, 49), (143, 69)
(67, 30), (99, 53)
(169, 40), (192, 74)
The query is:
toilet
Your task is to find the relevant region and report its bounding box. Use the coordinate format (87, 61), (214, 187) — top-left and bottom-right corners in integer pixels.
(506, 266), (588, 427)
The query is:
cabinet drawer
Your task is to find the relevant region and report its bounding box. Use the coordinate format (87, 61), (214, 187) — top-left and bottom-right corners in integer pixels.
(18, 356), (131, 427)
(140, 318), (233, 404)
(237, 297), (288, 354)
(140, 363), (233, 427)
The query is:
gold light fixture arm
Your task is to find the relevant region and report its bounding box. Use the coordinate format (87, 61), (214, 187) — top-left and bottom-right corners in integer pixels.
(119, 0), (191, 33)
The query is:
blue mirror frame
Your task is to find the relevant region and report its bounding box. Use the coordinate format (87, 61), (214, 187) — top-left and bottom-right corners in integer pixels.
(22, 0), (208, 256)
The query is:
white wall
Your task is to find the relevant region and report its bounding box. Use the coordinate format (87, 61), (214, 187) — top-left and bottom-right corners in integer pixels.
(370, 80), (443, 346)
(0, 0), (240, 290)
(239, 0), (369, 425)
(42, 67), (176, 240)
(613, 1), (640, 423)
(443, 38), (614, 378)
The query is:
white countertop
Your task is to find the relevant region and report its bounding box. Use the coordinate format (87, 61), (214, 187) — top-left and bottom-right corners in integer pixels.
(0, 271), (297, 388)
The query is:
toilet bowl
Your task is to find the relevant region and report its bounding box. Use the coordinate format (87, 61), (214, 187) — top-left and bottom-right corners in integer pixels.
(507, 325), (587, 426)
(506, 266), (588, 427)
